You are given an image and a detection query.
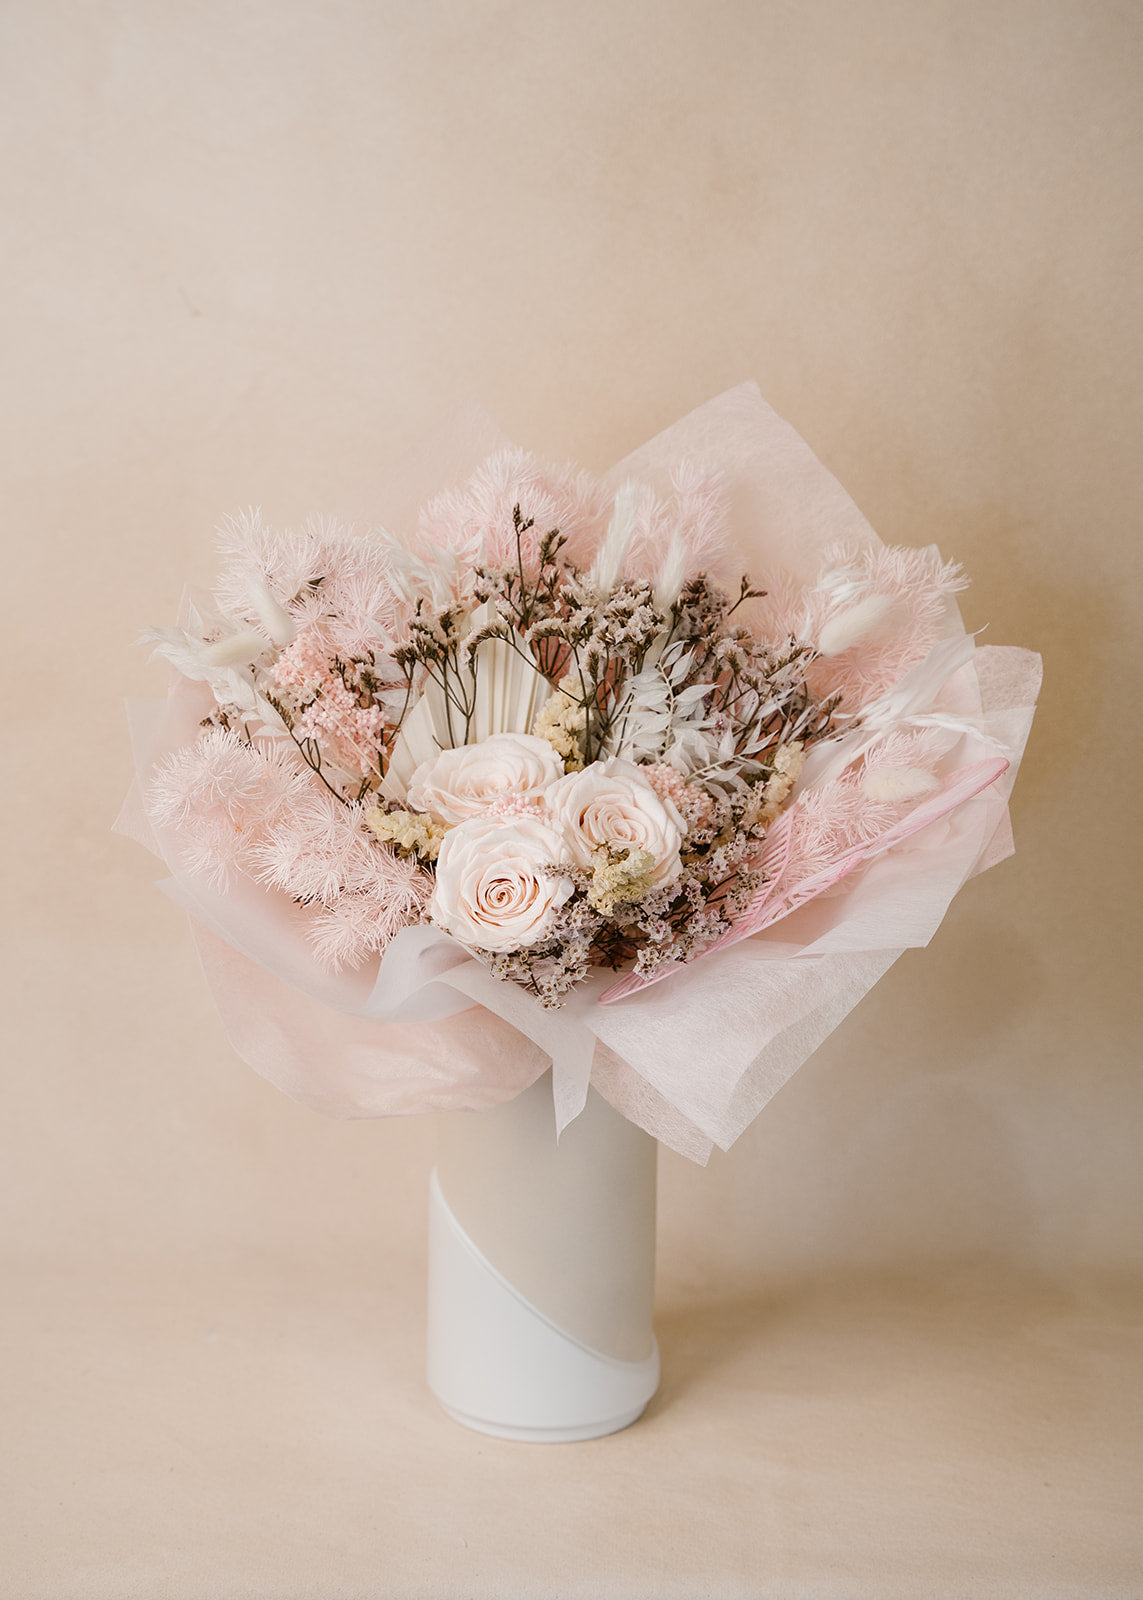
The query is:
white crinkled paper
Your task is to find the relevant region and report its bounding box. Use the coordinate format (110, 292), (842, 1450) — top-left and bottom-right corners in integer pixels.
(117, 385), (1041, 1163)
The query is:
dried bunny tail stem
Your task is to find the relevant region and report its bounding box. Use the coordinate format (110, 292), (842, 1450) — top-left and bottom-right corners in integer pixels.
(212, 508), (415, 652)
(798, 633), (980, 791)
(802, 542), (970, 709)
(816, 593), (895, 655)
(247, 575), (296, 647)
(588, 481), (640, 593)
(857, 727), (946, 801)
(205, 630), (269, 668)
(653, 528), (689, 610)
(861, 765), (940, 801)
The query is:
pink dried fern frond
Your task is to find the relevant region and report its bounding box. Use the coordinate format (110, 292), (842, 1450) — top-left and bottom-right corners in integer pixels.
(417, 449), (610, 573)
(755, 542), (968, 712)
(145, 729), (308, 888)
(623, 462), (734, 588)
(213, 510), (411, 656)
(306, 855), (434, 971)
(250, 790), (379, 908)
(779, 780), (914, 887)
(775, 731), (946, 885)
(152, 727), (431, 972)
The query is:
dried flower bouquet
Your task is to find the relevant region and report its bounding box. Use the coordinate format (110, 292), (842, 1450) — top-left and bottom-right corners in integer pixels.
(120, 387), (1040, 1159)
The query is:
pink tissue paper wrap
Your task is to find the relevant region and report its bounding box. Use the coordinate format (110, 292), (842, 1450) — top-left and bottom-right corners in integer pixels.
(116, 384), (1041, 1163)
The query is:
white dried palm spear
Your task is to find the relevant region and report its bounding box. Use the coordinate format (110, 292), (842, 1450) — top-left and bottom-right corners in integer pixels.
(381, 603), (552, 803)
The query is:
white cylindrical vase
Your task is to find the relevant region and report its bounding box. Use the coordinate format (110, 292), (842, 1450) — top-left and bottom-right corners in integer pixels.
(428, 1071), (659, 1442)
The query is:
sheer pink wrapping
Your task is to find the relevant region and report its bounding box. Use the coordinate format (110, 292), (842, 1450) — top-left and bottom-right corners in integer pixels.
(116, 385), (1041, 1163)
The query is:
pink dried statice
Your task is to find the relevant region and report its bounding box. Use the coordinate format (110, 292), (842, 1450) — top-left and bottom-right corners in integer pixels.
(272, 628), (386, 779)
(271, 628), (330, 697)
(293, 694), (386, 779)
(146, 729), (306, 887)
(487, 794), (550, 821)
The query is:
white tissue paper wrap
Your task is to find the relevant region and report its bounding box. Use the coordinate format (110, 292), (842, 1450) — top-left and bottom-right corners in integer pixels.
(117, 385), (1040, 1163)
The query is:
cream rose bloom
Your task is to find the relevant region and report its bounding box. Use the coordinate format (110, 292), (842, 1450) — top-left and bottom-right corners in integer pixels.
(545, 758), (685, 888)
(407, 733), (565, 826)
(430, 811), (574, 952)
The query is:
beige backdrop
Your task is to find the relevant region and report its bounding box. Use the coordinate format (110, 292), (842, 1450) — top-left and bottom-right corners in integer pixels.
(2, 3), (1141, 1597)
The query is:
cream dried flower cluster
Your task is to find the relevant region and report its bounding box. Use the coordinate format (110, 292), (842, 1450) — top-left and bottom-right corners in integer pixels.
(141, 450), (968, 1001)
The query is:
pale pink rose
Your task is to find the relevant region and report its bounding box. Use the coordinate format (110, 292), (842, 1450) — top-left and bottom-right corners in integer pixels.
(430, 812), (574, 952)
(407, 733), (565, 826)
(545, 758), (685, 888)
